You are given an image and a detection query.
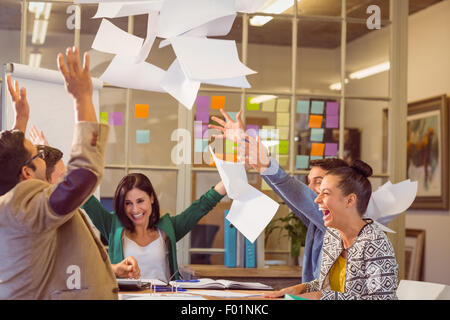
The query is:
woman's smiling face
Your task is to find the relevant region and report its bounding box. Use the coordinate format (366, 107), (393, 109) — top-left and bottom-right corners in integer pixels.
(124, 187), (154, 228)
(314, 174), (350, 228)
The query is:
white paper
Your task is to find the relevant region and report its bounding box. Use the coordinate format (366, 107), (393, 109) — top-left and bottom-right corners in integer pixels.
(170, 36), (256, 80)
(134, 11), (159, 64)
(365, 179), (418, 221)
(157, 0), (236, 38)
(203, 75), (251, 88)
(92, 19), (143, 57)
(93, 1), (163, 18)
(76, 0), (152, 3)
(226, 185), (279, 243)
(235, 0), (269, 13)
(186, 290), (264, 298)
(183, 14), (237, 38)
(100, 55), (165, 92)
(160, 59), (200, 110)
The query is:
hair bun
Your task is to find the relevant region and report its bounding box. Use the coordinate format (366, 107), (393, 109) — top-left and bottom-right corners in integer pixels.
(350, 160), (373, 178)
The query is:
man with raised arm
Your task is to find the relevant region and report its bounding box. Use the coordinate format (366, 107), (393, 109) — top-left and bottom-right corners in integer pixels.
(0, 47), (119, 299)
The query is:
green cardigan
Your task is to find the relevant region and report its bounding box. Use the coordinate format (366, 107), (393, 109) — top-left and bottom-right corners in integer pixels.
(82, 187), (224, 280)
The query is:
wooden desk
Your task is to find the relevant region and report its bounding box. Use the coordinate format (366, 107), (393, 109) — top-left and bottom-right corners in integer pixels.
(182, 264), (302, 290)
(120, 289), (277, 300)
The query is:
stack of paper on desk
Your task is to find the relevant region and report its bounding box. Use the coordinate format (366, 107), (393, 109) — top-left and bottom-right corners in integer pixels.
(170, 278), (272, 290)
(210, 147), (280, 243)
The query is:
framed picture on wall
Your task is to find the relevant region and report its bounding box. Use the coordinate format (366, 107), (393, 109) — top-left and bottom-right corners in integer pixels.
(405, 229), (425, 281)
(407, 95), (448, 209)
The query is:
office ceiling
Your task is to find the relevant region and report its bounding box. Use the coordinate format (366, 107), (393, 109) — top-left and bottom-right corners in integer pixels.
(0, 0), (443, 48)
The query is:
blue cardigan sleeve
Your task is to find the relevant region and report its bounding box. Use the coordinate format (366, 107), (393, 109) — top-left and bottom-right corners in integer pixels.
(261, 157), (326, 232)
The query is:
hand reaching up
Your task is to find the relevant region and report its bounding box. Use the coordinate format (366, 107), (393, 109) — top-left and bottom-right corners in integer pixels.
(29, 125), (49, 146)
(209, 109), (245, 142)
(7, 75), (30, 133)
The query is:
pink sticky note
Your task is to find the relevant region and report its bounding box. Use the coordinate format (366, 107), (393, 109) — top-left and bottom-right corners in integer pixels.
(246, 125), (259, 137)
(196, 111), (210, 123)
(196, 96), (210, 112)
(194, 121), (203, 138)
(325, 143), (338, 156)
(111, 112), (123, 126)
(326, 101), (339, 116)
(326, 115), (339, 128)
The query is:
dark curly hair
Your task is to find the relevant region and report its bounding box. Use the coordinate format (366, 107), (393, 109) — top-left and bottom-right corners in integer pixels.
(114, 173), (160, 232)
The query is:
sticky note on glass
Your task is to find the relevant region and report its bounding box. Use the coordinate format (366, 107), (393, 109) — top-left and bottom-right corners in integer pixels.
(246, 125), (259, 137)
(310, 128), (324, 142)
(246, 97), (259, 111)
(228, 112), (237, 121)
(297, 100), (309, 114)
(196, 111), (210, 123)
(326, 101), (339, 115)
(194, 121), (209, 139)
(261, 179), (271, 191)
(196, 95), (210, 112)
(277, 99), (290, 113)
(310, 143), (325, 156)
(310, 101), (324, 114)
(309, 115), (323, 128)
(211, 96), (225, 109)
(277, 140), (289, 154)
(278, 126), (289, 140)
(111, 112), (123, 126)
(135, 104), (149, 119)
(225, 139), (236, 154)
(278, 155), (289, 167)
(262, 99), (276, 112)
(136, 130), (150, 144)
(276, 113), (290, 127)
(325, 143), (338, 156)
(296, 155), (309, 169)
(326, 115), (339, 128)
(310, 156), (323, 161)
(195, 138), (208, 153)
(100, 112), (109, 124)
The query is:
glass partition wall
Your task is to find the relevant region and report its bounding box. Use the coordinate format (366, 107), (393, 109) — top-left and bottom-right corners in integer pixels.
(0, 0), (407, 277)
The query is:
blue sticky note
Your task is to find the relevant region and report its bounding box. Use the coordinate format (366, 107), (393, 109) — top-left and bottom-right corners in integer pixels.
(310, 156), (323, 161)
(136, 130), (150, 144)
(195, 139), (208, 152)
(310, 128), (324, 142)
(297, 100), (309, 114)
(296, 155), (309, 169)
(228, 112), (237, 121)
(311, 101), (325, 114)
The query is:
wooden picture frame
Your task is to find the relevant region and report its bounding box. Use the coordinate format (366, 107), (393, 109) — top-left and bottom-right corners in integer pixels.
(405, 229), (425, 281)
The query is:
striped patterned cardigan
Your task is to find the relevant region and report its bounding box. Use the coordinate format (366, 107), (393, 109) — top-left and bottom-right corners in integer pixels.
(305, 220), (398, 300)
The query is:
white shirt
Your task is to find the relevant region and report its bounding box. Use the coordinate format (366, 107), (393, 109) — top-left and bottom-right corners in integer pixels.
(122, 229), (170, 282)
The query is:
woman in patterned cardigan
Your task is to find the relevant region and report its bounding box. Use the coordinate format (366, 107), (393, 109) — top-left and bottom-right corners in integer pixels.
(266, 160), (398, 300)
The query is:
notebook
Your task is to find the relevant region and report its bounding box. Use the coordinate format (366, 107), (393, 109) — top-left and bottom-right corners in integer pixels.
(169, 278), (272, 290)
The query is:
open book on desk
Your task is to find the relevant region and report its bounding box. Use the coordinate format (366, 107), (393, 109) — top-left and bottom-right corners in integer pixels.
(169, 278), (273, 290)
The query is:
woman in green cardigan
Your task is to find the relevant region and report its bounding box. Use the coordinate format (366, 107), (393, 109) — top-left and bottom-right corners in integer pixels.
(82, 172), (226, 282)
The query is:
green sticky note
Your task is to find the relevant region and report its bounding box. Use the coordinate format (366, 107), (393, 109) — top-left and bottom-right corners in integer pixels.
(225, 139), (236, 154)
(297, 100), (309, 114)
(277, 140), (289, 154)
(100, 112), (109, 124)
(310, 128), (324, 142)
(311, 100), (325, 114)
(246, 97), (260, 111)
(310, 156), (323, 160)
(296, 155), (309, 169)
(136, 130), (150, 144)
(195, 139), (208, 153)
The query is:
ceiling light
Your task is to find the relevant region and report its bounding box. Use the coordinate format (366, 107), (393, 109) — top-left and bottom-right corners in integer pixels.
(250, 95), (277, 104)
(28, 2), (52, 19)
(329, 79), (349, 91)
(250, 0), (301, 27)
(29, 52), (42, 68)
(31, 19), (48, 45)
(349, 61), (390, 80)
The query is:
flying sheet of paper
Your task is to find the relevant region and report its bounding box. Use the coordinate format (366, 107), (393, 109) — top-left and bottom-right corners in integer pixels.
(93, 1), (163, 18)
(92, 19), (143, 57)
(183, 14), (237, 38)
(160, 59), (200, 110)
(134, 10), (159, 63)
(235, 0), (269, 13)
(226, 185), (279, 243)
(100, 55), (165, 92)
(170, 36), (256, 80)
(157, 0), (236, 38)
(365, 179), (418, 232)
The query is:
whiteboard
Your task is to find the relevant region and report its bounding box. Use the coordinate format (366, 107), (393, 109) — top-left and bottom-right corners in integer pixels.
(1, 62), (103, 165)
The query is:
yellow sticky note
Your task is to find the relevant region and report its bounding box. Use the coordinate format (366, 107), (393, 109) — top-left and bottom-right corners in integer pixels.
(278, 155), (289, 167)
(262, 179), (271, 191)
(135, 104), (149, 118)
(262, 99), (276, 112)
(277, 99), (290, 112)
(309, 115), (323, 128)
(311, 143), (325, 156)
(277, 113), (290, 127)
(278, 126), (289, 140)
(211, 96), (225, 109)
